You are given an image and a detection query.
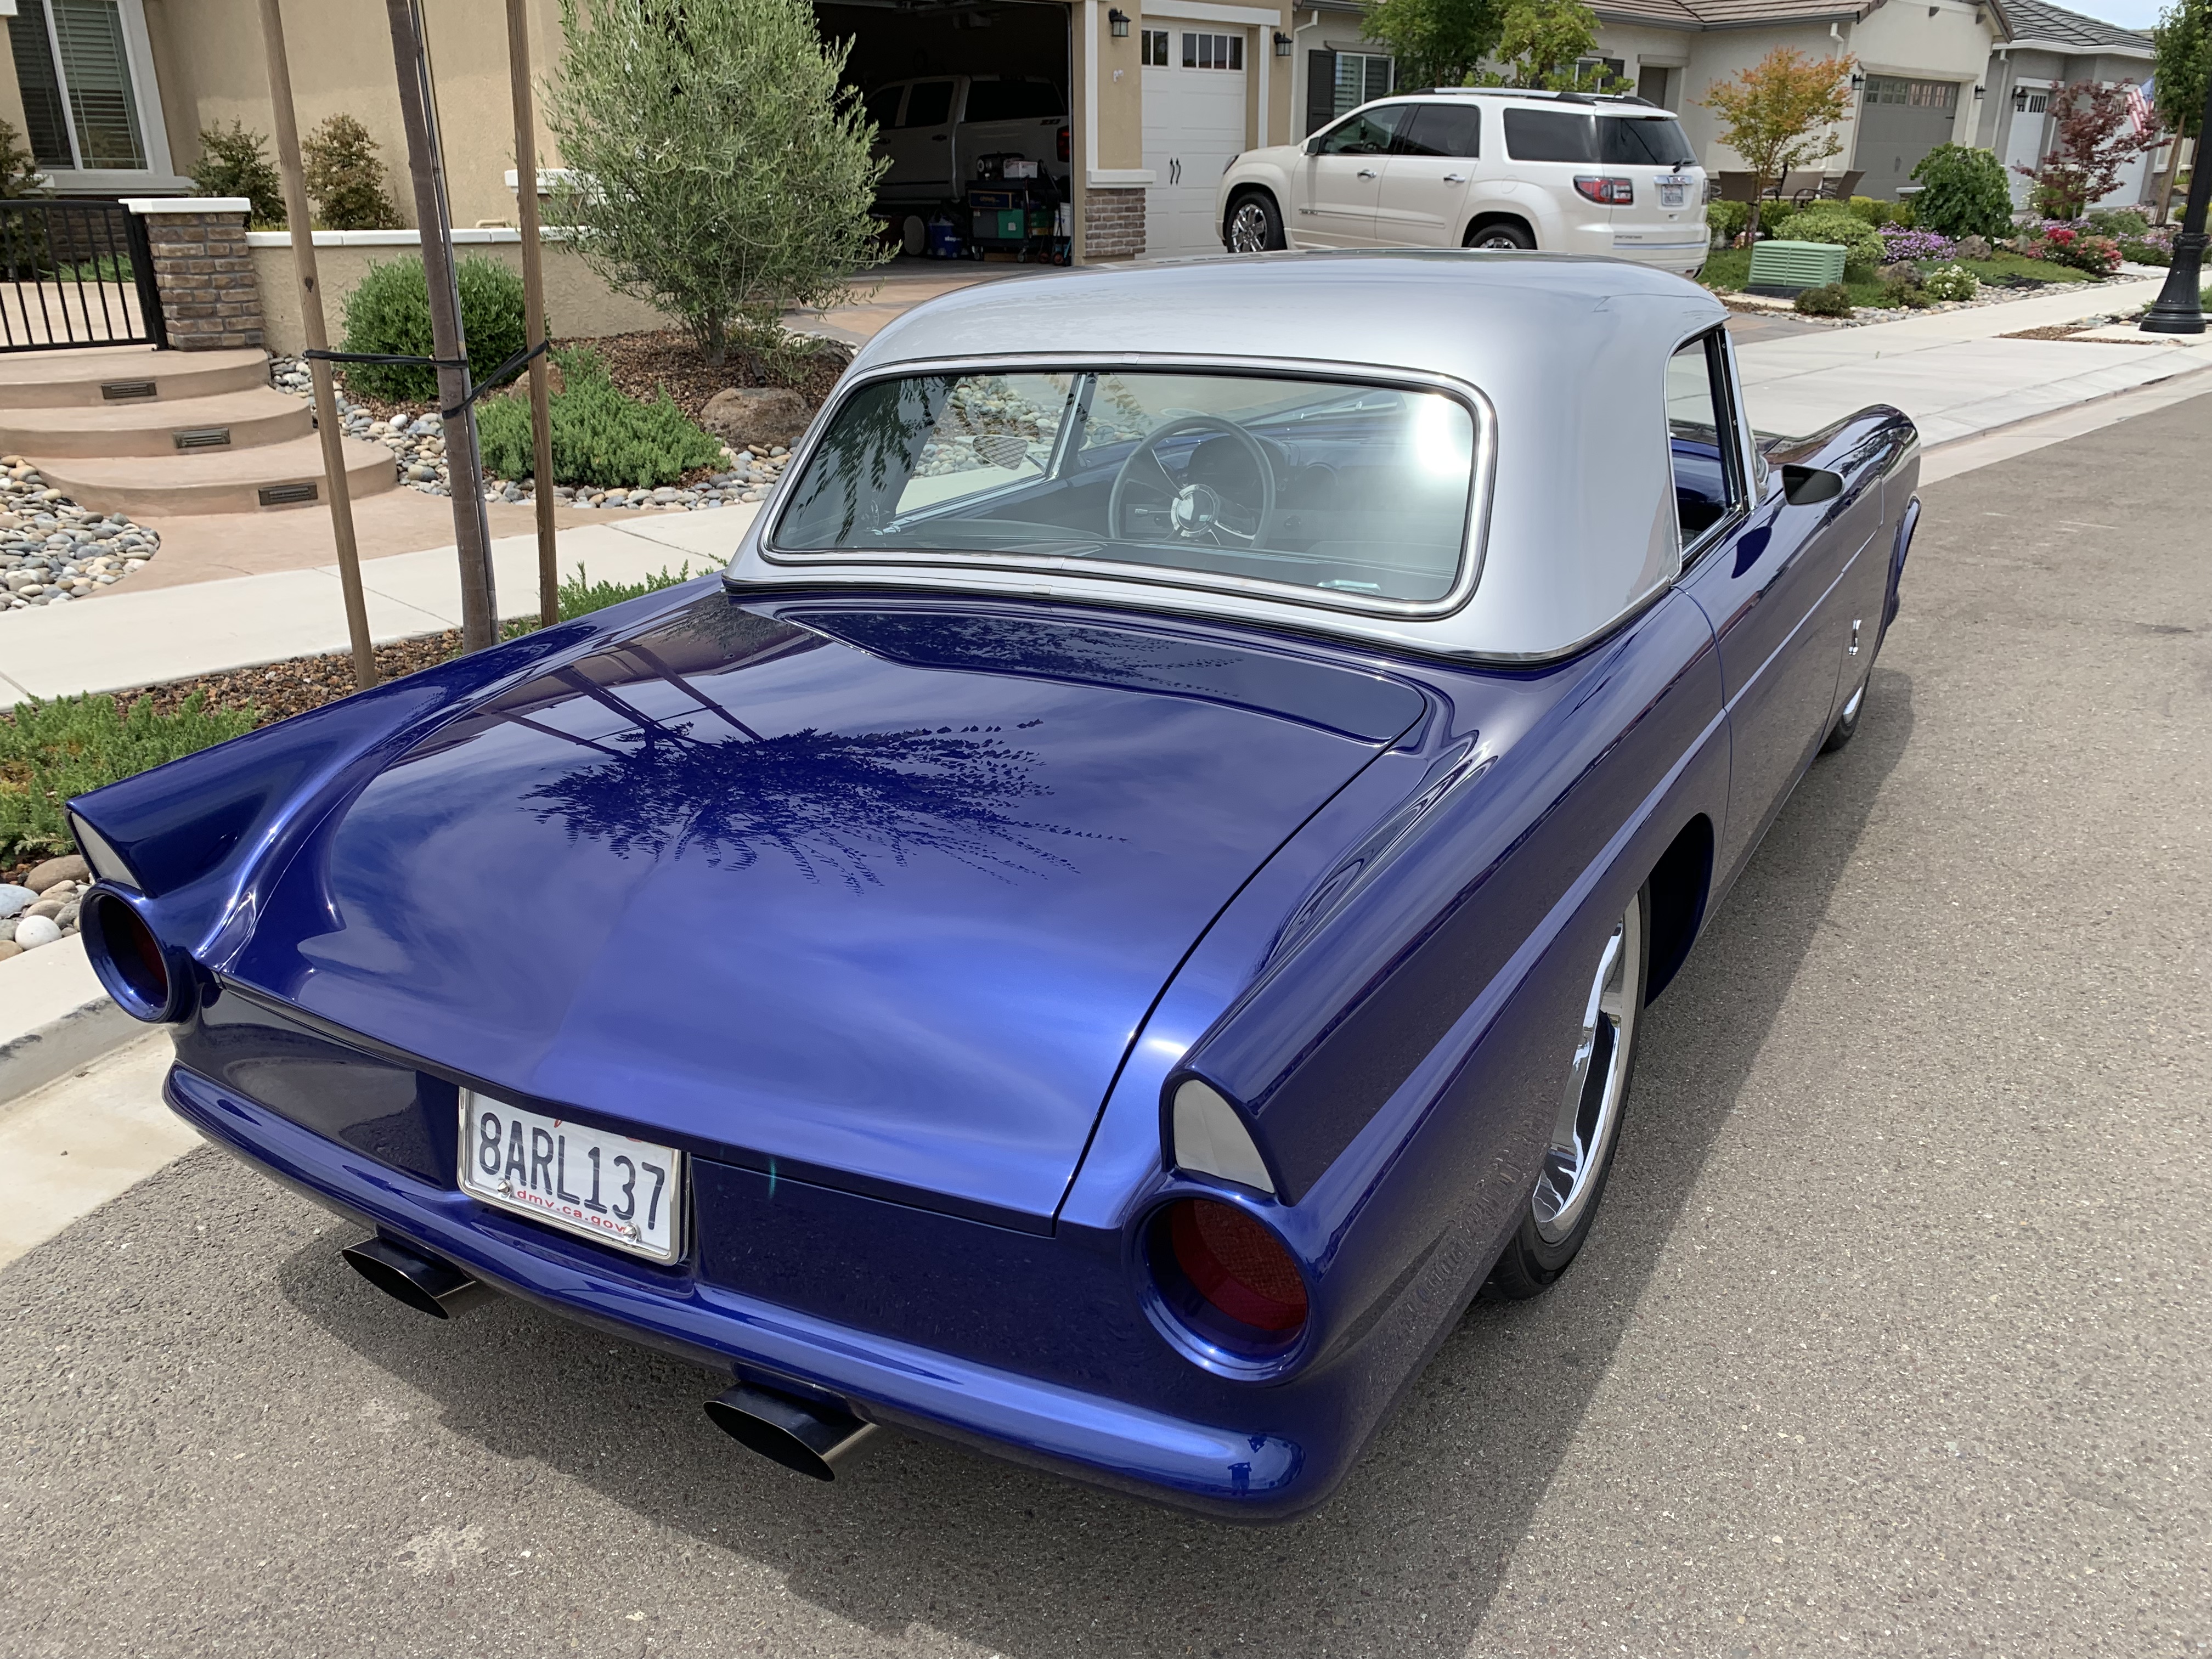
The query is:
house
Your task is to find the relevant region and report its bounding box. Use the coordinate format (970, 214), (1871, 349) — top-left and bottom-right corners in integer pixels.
(0, 0), (2164, 278)
(1979, 0), (2158, 207)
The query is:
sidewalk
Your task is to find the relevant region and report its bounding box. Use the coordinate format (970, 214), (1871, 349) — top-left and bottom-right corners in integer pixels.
(0, 504), (753, 702)
(1731, 275), (2209, 444)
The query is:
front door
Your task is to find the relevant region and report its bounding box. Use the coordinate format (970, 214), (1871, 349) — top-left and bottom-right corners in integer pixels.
(1294, 104), (1410, 246)
(1142, 27), (1250, 257)
(1373, 102), (1480, 247)
(1672, 332), (1871, 881)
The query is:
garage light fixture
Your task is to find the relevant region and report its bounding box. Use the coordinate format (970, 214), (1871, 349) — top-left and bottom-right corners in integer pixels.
(1850, 72), (1866, 90)
(1273, 30), (1293, 54)
(1108, 7), (1129, 36)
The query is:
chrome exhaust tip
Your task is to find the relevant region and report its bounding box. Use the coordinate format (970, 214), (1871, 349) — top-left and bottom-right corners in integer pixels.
(341, 1236), (489, 1319)
(704, 1383), (879, 1480)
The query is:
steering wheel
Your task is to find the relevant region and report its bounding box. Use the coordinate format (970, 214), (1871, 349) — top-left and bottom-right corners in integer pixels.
(1107, 415), (1277, 546)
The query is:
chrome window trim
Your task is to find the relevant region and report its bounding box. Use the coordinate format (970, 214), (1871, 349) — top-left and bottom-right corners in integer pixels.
(758, 352), (1500, 624)
(1666, 325), (1751, 574)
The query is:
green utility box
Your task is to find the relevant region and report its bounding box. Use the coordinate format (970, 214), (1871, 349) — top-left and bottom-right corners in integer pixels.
(1746, 239), (1848, 296)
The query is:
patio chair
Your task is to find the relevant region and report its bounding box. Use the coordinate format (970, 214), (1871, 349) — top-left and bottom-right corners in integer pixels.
(1822, 170), (1866, 200)
(1780, 170), (1827, 205)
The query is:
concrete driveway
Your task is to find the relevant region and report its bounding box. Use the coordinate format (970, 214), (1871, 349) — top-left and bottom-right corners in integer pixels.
(3, 391), (2208, 1658)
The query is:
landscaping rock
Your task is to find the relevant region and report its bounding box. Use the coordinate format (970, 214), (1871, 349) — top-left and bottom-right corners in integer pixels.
(0, 941), (19, 961)
(0, 884), (35, 918)
(700, 386), (814, 450)
(14, 914), (61, 950)
(25, 898), (65, 921)
(25, 854), (89, 891)
(1956, 235), (1992, 260)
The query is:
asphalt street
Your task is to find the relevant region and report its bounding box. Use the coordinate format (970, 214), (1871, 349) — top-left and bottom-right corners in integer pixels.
(4, 386), (2209, 1659)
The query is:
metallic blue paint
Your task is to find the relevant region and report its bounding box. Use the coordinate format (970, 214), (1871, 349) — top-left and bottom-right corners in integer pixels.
(77, 402), (1919, 1519)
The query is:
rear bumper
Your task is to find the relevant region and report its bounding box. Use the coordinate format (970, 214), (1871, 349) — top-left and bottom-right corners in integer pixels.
(166, 1062), (1321, 1517)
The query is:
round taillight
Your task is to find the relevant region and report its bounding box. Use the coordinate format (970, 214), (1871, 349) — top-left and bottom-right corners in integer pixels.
(1150, 1197), (1309, 1355)
(84, 890), (176, 1021)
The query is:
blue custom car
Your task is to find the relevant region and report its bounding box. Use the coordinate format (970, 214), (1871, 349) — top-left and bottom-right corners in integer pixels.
(70, 253), (1917, 1519)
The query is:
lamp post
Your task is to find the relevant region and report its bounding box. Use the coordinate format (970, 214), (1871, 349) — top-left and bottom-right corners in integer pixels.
(2140, 72), (2212, 335)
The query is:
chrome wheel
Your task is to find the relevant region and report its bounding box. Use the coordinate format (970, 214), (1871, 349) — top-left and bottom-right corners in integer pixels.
(1227, 200), (1273, 253)
(1532, 894), (1643, 1245)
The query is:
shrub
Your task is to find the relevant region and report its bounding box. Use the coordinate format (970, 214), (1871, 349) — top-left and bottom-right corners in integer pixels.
(1, 118), (46, 199)
(1846, 195), (1888, 225)
(1, 692), (257, 866)
(1768, 204), (1884, 268)
(1880, 224), (1957, 263)
(1794, 282), (1854, 317)
(2119, 234), (2173, 265)
(2085, 206), (2152, 238)
(1908, 144), (2012, 240)
(303, 114), (400, 231)
(189, 120), (286, 228)
(338, 255), (529, 403)
(2022, 223), (2123, 274)
(546, 0), (888, 365)
(476, 347), (724, 488)
(1707, 199), (1751, 245)
(1922, 263), (1980, 301)
(1878, 267), (1933, 307)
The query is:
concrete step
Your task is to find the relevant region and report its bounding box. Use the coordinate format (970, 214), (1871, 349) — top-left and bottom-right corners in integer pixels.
(0, 345), (271, 409)
(26, 432), (401, 517)
(0, 387), (312, 459)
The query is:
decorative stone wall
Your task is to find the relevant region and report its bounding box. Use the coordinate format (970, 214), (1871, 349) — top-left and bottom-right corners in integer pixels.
(133, 203), (264, 352)
(1082, 188), (1146, 259)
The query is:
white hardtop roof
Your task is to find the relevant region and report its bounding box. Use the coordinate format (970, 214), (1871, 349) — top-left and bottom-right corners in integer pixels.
(725, 252), (1727, 663)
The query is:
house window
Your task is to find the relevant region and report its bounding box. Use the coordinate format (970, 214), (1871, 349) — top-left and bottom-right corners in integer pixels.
(1574, 55), (1627, 88)
(7, 0), (149, 171)
(1142, 29), (1171, 66)
(1333, 52), (1392, 116)
(1182, 32), (1243, 70)
(1864, 75), (1958, 110)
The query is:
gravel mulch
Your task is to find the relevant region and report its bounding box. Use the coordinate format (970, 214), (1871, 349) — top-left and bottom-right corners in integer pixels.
(1, 458), (165, 615)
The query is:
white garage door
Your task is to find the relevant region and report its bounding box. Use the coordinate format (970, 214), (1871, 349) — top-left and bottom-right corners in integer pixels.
(1142, 26), (1249, 257)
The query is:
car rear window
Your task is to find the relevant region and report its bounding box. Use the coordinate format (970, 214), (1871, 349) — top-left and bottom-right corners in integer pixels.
(1502, 108), (1696, 166)
(773, 370), (1479, 607)
(964, 79), (1063, 122)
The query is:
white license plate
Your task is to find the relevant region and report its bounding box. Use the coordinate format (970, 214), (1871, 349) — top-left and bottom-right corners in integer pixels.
(1659, 180), (1689, 208)
(459, 1091), (684, 1263)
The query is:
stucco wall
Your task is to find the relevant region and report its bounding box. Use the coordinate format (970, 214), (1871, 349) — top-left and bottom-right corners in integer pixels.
(140, 0), (564, 230)
(249, 234), (668, 357)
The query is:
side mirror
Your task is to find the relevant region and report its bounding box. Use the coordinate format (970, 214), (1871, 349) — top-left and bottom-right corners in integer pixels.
(1781, 464), (1843, 506)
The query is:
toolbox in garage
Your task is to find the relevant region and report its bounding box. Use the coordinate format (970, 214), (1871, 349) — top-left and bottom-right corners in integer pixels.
(964, 157), (1068, 262)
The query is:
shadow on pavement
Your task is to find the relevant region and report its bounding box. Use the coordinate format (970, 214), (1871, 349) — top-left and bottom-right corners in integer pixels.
(269, 667), (1914, 1657)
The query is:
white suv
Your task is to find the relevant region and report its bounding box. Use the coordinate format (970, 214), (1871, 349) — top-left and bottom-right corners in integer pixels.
(1215, 88), (1708, 274)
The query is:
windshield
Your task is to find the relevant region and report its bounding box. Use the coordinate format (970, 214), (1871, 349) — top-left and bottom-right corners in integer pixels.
(772, 369), (1479, 606)
(1502, 109), (1697, 166)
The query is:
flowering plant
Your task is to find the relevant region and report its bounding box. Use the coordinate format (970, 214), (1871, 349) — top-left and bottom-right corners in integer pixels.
(1921, 263), (1979, 302)
(2023, 223), (2123, 273)
(1878, 225), (1957, 263)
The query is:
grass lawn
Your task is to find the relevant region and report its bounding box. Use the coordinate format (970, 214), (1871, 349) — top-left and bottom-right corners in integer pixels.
(1699, 248), (2094, 309)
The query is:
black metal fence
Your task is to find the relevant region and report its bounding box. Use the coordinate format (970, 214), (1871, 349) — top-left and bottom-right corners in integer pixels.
(0, 198), (167, 352)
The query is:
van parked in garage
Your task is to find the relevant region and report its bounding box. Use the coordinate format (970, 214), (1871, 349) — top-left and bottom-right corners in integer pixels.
(1215, 87), (1708, 274)
(866, 75), (1070, 205)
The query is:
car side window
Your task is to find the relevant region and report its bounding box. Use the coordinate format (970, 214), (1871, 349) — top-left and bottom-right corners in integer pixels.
(1314, 106), (1412, 156)
(864, 85), (905, 129)
(1396, 104), (1480, 159)
(901, 81), (955, 128)
(1664, 332), (1745, 554)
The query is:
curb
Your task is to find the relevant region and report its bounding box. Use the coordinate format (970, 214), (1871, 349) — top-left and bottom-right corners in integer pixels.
(0, 936), (140, 1108)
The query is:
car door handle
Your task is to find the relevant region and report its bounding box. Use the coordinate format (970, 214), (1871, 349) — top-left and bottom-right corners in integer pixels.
(1442, 173), (1466, 184)
(1356, 168), (1377, 179)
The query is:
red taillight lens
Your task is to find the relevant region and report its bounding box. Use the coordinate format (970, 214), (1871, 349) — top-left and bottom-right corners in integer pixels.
(1057, 123), (1070, 163)
(86, 890), (173, 1020)
(1573, 175), (1634, 205)
(1165, 1198), (1308, 1334)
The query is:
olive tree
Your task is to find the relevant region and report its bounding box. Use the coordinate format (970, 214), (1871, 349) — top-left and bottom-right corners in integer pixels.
(545, 0), (888, 367)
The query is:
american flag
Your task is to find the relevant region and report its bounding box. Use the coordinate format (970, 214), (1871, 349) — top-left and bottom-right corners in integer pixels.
(2126, 77), (2154, 136)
